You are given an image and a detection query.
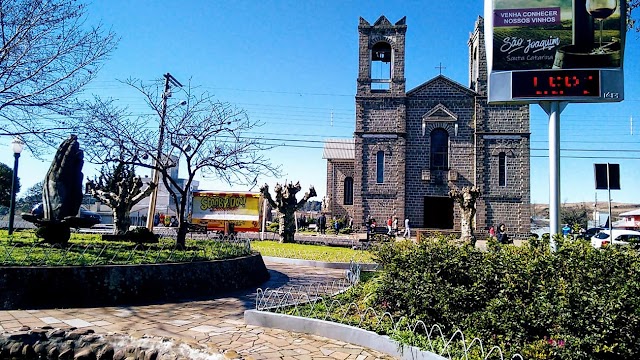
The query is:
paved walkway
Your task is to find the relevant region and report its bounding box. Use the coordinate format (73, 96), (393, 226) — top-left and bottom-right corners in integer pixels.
(0, 261), (394, 360)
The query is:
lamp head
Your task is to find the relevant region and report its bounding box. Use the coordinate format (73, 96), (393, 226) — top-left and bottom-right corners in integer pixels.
(11, 136), (24, 154)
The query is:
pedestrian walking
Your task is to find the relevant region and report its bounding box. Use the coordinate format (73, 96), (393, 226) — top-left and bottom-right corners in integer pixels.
(386, 216), (393, 235)
(403, 218), (410, 239)
(392, 216), (398, 236)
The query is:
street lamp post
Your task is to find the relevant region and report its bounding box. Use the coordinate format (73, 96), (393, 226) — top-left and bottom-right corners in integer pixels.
(8, 136), (25, 235)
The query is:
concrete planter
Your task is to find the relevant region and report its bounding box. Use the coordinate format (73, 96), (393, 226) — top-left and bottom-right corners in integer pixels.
(244, 310), (446, 360)
(0, 253), (269, 309)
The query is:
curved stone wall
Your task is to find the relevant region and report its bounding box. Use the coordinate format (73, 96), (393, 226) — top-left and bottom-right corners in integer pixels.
(0, 253), (269, 309)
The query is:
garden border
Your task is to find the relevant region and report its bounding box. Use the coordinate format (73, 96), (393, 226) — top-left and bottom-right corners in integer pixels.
(0, 253), (269, 309)
(244, 310), (446, 360)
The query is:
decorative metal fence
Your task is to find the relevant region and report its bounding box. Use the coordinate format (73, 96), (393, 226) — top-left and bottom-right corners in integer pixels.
(256, 261), (361, 311)
(254, 262), (524, 360)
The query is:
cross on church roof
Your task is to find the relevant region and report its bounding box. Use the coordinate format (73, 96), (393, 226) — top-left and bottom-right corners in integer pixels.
(436, 62), (446, 75)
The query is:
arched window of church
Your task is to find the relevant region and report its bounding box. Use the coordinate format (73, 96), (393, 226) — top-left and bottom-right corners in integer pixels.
(430, 128), (449, 170)
(371, 42), (391, 91)
(376, 150), (385, 183)
(343, 177), (354, 205)
(499, 152), (507, 187)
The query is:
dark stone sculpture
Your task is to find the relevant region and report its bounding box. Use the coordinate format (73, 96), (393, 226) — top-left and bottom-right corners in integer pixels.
(22, 135), (95, 243)
(43, 135), (84, 221)
(449, 186), (481, 247)
(260, 182), (316, 243)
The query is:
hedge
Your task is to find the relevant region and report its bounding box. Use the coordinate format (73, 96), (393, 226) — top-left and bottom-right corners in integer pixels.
(370, 236), (640, 360)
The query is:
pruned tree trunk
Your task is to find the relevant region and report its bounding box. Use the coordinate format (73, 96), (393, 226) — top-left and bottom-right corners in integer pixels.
(87, 166), (156, 235)
(113, 207), (132, 235)
(449, 186), (481, 246)
(260, 182), (316, 243)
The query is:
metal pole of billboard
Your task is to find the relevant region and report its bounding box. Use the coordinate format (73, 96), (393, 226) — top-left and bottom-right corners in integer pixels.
(540, 101), (567, 251)
(607, 163), (613, 235)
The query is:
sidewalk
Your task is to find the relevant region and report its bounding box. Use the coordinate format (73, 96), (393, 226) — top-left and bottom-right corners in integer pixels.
(0, 260), (394, 360)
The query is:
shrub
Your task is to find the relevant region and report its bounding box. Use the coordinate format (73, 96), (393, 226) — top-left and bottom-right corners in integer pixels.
(370, 237), (640, 359)
(267, 222), (279, 233)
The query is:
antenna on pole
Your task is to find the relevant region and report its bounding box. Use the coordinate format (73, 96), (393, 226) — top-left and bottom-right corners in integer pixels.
(331, 109), (334, 127)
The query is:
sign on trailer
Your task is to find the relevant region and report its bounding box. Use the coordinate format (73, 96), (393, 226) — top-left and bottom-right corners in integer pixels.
(191, 191), (261, 232)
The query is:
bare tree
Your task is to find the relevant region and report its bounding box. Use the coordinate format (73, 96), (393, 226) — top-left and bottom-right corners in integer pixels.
(78, 79), (280, 247)
(630, 0), (640, 31)
(0, 0), (117, 153)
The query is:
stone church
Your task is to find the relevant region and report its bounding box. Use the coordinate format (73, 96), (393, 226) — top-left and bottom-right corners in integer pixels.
(323, 15), (531, 239)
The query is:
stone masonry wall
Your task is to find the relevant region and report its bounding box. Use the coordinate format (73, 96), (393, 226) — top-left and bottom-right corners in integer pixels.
(0, 254), (269, 309)
(404, 78), (476, 228)
(326, 160), (355, 219)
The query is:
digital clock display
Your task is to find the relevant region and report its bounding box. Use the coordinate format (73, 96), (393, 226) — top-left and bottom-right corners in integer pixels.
(511, 70), (601, 99)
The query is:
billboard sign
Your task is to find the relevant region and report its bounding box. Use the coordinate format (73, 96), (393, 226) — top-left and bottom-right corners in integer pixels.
(191, 191), (261, 232)
(485, 0), (626, 103)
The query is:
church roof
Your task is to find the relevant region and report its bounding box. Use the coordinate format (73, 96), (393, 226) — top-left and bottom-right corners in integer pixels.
(322, 139), (355, 160)
(406, 75), (477, 97)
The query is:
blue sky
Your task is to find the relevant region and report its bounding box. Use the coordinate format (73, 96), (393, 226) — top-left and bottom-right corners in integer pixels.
(1, 0), (639, 206)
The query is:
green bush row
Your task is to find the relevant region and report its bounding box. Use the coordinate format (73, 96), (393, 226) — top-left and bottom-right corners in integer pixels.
(370, 236), (640, 360)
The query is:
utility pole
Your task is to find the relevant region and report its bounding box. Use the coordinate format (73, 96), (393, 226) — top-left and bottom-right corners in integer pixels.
(146, 73), (182, 231)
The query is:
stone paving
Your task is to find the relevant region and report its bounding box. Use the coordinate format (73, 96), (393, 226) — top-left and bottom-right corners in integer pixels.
(0, 261), (395, 360)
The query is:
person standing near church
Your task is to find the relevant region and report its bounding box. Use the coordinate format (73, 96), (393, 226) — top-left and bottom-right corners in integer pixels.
(319, 214), (327, 234)
(497, 223), (510, 244)
(386, 216), (393, 235)
(392, 216), (398, 236)
(403, 218), (410, 239)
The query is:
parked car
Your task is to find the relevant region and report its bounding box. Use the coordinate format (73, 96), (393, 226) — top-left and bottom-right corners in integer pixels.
(31, 203), (102, 224)
(590, 229), (640, 249)
(577, 227), (603, 240)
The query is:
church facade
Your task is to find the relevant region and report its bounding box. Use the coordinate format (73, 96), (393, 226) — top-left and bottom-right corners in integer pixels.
(323, 16), (531, 238)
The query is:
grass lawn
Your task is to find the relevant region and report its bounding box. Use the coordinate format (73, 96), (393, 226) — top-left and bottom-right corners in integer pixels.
(0, 230), (250, 265)
(0, 231), (375, 265)
(251, 240), (375, 263)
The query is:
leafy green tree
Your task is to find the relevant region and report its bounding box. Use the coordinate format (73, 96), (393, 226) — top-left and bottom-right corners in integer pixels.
(561, 203), (589, 229)
(17, 181), (44, 213)
(0, 163), (20, 207)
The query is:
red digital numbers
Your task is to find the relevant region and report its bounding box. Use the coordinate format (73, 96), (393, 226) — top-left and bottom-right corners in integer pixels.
(513, 70), (600, 99)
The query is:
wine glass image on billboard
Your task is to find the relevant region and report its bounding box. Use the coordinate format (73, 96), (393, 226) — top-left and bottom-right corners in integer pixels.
(553, 0), (620, 69)
(586, 0), (617, 51)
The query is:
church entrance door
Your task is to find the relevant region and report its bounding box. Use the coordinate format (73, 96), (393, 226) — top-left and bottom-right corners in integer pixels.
(423, 196), (454, 229)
